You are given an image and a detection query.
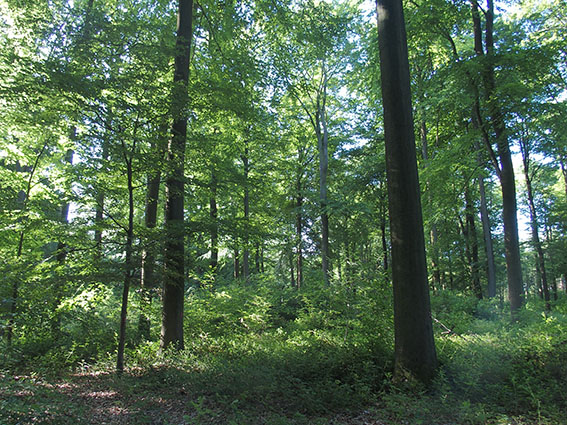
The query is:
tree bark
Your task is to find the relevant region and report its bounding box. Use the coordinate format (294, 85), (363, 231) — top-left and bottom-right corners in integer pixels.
(242, 141), (250, 281)
(316, 75), (330, 285)
(472, 0), (523, 313)
(52, 145), (74, 336)
(296, 172), (303, 289)
(139, 145), (161, 340)
(376, 0), (437, 383)
(465, 184), (482, 299)
(209, 170), (218, 272)
(117, 153), (135, 373)
(477, 172), (497, 297)
(161, 0), (193, 351)
(520, 135), (550, 310)
(95, 113), (111, 261)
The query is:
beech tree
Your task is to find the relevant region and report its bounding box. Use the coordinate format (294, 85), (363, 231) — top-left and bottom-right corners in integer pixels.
(376, 0), (437, 383)
(161, 0), (194, 351)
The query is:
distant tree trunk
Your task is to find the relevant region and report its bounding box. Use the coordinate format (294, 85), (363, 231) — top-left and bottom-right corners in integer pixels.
(312, 64), (330, 285)
(161, 0), (193, 351)
(477, 166), (497, 298)
(95, 124), (110, 260)
(419, 115), (440, 290)
(53, 145), (74, 336)
(209, 170), (218, 272)
(296, 177), (303, 289)
(255, 242), (261, 273)
(560, 158), (567, 200)
(472, 0), (523, 313)
(464, 185), (482, 299)
(6, 142), (48, 345)
(289, 243), (296, 287)
(520, 134), (550, 310)
(242, 141), (250, 281)
(117, 152), (135, 373)
(234, 248), (240, 279)
(139, 142), (161, 340)
(376, 0), (437, 383)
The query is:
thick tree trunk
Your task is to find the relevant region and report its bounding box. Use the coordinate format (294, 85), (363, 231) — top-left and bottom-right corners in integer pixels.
(472, 0), (523, 313)
(161, 0), (193, 351)
(376, 0), (437, 383)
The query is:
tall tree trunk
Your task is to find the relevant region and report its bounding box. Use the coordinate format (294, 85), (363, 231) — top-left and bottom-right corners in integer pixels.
(139, 143), (161, 340)
(472, 0), (523, 313)
(316, 66), (330, 285)
(117, 155), (135, 373)
(520, 136), (550, 310)
(376, 0), (437, 383)
(161, 0), (193, 351)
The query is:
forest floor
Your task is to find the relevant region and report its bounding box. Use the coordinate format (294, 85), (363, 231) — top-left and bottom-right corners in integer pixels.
(0, 361), (560, 425)
(2, 289), (566, 424)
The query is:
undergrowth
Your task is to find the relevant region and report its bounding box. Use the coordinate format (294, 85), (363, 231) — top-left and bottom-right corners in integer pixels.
(1, 278), (567, 424)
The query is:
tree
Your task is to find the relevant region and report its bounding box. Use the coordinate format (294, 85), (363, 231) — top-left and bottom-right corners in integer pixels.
(471, 0), (524, 312)
(161, 0), (194, 351)
(376, 0), (437, 383)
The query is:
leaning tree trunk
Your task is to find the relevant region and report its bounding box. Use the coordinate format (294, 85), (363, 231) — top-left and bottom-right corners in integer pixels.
(472, 0), (523, 313)
(161, 0), (193, 351)
(376, 0), (437, 384)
